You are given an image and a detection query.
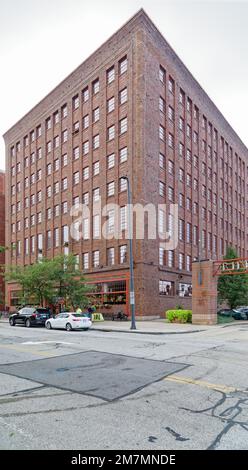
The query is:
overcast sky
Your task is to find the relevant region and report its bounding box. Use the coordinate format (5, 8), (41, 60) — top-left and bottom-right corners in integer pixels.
(0, 0), (247, 171)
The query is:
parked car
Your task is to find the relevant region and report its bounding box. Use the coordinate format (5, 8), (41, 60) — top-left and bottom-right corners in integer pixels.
(9, 307), (51, 327)
(232, 307), (248, 320)
(45, 312), (92, 331)
(217, 308), (234, 317)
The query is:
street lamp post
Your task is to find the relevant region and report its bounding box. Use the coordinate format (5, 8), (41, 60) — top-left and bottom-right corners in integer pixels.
(122, 176), (136, 330)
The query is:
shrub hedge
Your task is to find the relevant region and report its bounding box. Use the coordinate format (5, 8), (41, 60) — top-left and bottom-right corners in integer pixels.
(166, 309), (192, 323)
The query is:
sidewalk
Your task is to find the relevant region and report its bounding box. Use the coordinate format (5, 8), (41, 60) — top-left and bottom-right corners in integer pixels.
(91, 320), (208, 335)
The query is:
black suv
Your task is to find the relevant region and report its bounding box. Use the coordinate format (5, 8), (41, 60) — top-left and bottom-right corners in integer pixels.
(9, 307), (51, 327)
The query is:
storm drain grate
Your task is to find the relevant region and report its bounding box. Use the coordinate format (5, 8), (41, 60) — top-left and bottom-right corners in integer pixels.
(0, 351), (188, 401)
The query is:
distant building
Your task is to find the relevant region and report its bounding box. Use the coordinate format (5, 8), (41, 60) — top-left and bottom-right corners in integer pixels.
(3, 9), (248, 317)
(0, 171), (5, 309)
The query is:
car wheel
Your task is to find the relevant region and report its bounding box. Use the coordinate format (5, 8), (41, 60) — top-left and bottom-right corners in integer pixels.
(9, 318), (15, 326)
(25, 319), (31, 328)
(46, 322), (52, 330)
(83, 328), (89, 331)
(66, 323), (72, 331)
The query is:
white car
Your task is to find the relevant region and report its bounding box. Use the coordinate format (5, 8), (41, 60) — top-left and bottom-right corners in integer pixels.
(45, 312), (92, 331)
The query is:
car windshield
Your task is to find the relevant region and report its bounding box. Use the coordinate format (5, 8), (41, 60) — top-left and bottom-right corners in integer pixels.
(36, 309), (50, 314)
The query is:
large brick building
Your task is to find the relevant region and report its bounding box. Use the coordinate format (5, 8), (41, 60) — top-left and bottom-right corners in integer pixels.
(3, 9), (248, 317)
(0, 171), (5, 309)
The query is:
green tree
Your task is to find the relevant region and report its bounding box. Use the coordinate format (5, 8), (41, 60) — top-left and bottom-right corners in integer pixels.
(49, 254), (92, 310)
(218, 246), (248, 309)
(5, 254), (93, 309)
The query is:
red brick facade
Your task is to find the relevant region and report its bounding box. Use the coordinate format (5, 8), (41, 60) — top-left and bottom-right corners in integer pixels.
(3, 10), (248, 317)
(0, 171), (5, 309)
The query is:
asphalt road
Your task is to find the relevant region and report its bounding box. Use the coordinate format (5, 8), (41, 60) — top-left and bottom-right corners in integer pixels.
(0, 321), (248, 450)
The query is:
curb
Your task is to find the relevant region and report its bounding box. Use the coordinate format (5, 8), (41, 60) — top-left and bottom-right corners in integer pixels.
(91, 327), (205, 335)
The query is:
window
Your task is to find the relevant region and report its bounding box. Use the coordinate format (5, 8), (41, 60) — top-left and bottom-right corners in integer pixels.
(119, 117), (127, 134)
(107, 248), (115, 266)
(46, 118), (51, 130)
(82, 192), (89, 205)
(30, 130), (35, 142)
(62, 225), (69, 244)
(37, 125), (42, 138)
(62, 201), (68, 214)
(62, 129), (68, 143)
(73, 196), (80, 208)
(73, 146), (79, 160)
(82, 87), (89, 102)
(120, 206), (127, 231)
(54, 111), (59, 125)
(107, 181), (115, 197)
(47, 163), (52, 175)
(61, 104), (68, 118)
(179, 219), (184, 241)
(108, 125), (115, 141)
(187, 149), (191, 162)
(159, 246), (165, 265)
(168, 160), (174, 175)
(119, 87), (127, 105)
(62, 153), (68, 167)
(168, 133), (174, 148)
(73, 95), (79, 110)
(73, 171), (80, 185)
(83, 253), (89, 269)
(168, 251), (174, 268)
(93, 107), (100, 123)
(179, 253), (184, 270)
(31, 214), (35, 226)
(107, 96), (115, 113)
(93, 215), (100, 238)
(83, 140), (89, 155)
(31, 194), (35, 206)
(119, 56), (127, 74)
(168, 106), (174, 121)
(54, 135), (59, 148)
(159, 153), (165, 169)
(93, 250), (100, 267)
(186, 223), (192, 243)
(159, 96), (165, 113)
(25, 157), (29, 168)
(119, 245), (127, 263)
(83, 167), (89, 180)
(47, 208), (52, 220)
(17, 163), (21, 173)
(119, 147), (127, 164)
(93, 161), (100, 175)
(168, 77), (174, 94)
(159, 125), (165, 141)
(62, 178), (67, 190)
(93, 187), (100, 202)
(179, 168), (184, 182)
(47, 141), (51, 153)
(159, 181), (165, 197)
(37, 147), (42, 159)
(179, 282), (192, 297)
(54, 228), (59, 247)
(107, 153), (115, 169)
(92, 79), (99, 95)
(53, 159), (59, 172)
(168, 187), (174, 202)
(119, 177), (127, 192)
(83, 114), (89, 129)
(159, 66), (166, 83)
(107, 66), (115, 84)
(179, 89), (185, 105)
(159, 280), (174, 296)
(93, 134), (100, 149)
(54, 182), (59, 194)
(37, 169), (42, 181)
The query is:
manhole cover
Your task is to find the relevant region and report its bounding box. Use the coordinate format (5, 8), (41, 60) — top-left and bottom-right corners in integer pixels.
(0, 351), (188, 401)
